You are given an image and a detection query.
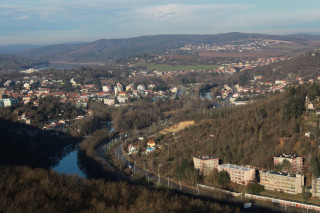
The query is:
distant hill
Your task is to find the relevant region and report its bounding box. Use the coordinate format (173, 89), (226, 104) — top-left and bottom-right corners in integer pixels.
(18, 32), (320, 63)
(0, 44), (43, 54)
(0, 54), (48, 72)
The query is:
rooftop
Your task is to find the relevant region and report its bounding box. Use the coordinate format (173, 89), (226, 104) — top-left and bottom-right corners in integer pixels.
(275, 153), (301, 159)
(194, 155), (219, 160)
(261, 170), (298, 178)
(218, 163), (253, 171)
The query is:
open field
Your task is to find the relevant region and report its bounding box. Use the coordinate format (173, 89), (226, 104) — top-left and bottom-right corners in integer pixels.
(138, 63), (219, 71)
(261, 190), (320, 205)
(199, 51), (283, 58)
(308, 41), (320, 47)
(268, 44), (311, 50)
(160, 120), (195, 134)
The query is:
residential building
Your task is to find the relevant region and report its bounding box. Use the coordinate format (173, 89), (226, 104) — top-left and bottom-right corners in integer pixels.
(103, 85), (112, 92)
(217, 164), (255, 185)
(193, 155), (219, 175)
(128, 144), (140, 155)
(1, 98), (18, 107)
(117, 96), (128, 103)
(260, 170), (304, 194)
(126, 84), (135, 92)
(148, 84), (156, 90)
(137, 84), (146, 91)
(274, 154), (303, 173)
(312, 178), (320, 197)
(104, 98), (115, 106)
(147, 140), (156, 148)
(116, 83), (123, 92)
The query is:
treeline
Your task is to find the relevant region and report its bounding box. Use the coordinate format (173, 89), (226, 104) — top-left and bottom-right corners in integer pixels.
(0, 165), (241, 213)
(0, 118), (78, 168)
(0, 54), (48, 71)
(69, 102), (111, 136)
(77, 129), (123, 180)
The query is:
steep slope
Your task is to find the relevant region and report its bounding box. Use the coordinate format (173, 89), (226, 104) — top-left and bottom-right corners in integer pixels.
(150, 84), (316, 178)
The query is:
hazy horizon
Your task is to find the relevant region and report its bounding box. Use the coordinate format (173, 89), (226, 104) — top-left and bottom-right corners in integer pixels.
(1, 0), (320, 45)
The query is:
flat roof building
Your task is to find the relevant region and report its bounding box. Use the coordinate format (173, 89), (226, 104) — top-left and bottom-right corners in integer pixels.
(193, 155), (219, 175)
(274, 154), (303, 174)
(260, 170), (304, 194)
(217, 164), (255, 185)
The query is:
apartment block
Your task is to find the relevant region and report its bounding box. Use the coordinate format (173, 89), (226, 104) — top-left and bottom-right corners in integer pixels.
(0, 98), (18, 107)
(312, 178), (320, 197)
(260, 170), (304, 194)
(274, 154), (303, 173)
(217, 164), (255, 185)
(193, 155), (219, 175)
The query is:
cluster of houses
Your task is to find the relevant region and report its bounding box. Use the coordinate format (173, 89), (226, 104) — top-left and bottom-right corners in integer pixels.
(1, 77), (172, 108)
(127, 139), (158, 155)
(192, 154), (315, 195)
(218, 74), (320, 105)
(179, 39), (281, 52)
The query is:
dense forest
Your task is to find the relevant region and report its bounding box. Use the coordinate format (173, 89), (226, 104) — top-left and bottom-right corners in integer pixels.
(0, 165), (241, 213)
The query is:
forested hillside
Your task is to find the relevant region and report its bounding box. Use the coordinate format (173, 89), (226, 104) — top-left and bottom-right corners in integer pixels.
(0, 55), (48, 72)
(145, 84), (320, 182)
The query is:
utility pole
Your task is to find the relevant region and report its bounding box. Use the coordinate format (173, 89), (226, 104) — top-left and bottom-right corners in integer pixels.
(158, 167), (160, 185)
(144, 162), (147, 178)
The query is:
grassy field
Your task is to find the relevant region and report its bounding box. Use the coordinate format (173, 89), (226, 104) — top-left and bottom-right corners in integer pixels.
(138, 63), (219, 71)
(268, 44), (311, 50)
(261, 189), (320, 205)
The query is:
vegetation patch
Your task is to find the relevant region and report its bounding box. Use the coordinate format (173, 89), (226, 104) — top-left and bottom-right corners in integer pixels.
(138, 63), (219, 71)
(160, 120), (195, 135)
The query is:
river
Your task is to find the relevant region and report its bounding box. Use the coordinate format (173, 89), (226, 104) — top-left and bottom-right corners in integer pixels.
(53, 149), (86, 178)
(200, 92), (213, 101)
(53, 124), (114, 178)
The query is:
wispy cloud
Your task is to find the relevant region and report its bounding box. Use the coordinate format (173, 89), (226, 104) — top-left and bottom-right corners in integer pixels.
(132, 4), (253, 22)
(14, 15), (29, 20)
(0, 0), (320, 44)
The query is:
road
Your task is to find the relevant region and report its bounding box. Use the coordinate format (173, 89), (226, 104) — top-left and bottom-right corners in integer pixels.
(107, 138), (290, 212)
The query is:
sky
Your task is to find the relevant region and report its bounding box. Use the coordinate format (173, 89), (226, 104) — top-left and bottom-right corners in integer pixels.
(1, 0), (320, 45)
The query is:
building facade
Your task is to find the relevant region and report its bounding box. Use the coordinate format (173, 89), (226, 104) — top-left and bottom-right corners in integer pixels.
(193, 155), (219, 175)
(312, 178), (320, 197)
(260, 170), (304, 194)
(0, 98), (18, 107)
(217, 164), (255, 185)
(274, 154), (303, 173)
